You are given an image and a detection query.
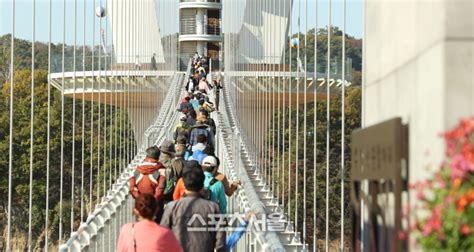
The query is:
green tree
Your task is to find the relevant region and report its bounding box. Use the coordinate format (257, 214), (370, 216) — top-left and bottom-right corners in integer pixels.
(0, 68), (135, 249)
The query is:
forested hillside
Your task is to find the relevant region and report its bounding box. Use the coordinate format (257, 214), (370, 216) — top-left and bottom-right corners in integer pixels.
(0, 35), (135, 250)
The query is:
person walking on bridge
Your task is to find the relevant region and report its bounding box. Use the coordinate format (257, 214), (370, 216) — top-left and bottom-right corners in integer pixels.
(161, 168), (226, 252)
(213, 79), (222, 111)
(151, 53), (157, 70)
(197, 110), (216, 136)
(129, 146), (166, 223)
(117, 193), (183, 252)
(198, 75), (210, 94)
(190, 121), (215, 149)
(202, 156), (227, 214)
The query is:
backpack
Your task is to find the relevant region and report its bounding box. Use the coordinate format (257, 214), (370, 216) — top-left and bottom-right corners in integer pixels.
(177, 124), (191, 140)
(163, 158), (185, 200)
(201, 178), (218, 200)
(132, 169), (161, 198)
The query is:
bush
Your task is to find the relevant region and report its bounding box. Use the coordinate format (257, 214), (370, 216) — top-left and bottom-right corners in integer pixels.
(411, 117), (474, 250)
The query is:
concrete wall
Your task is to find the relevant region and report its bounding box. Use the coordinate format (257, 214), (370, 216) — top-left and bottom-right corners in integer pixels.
(364, 0), (474, 183)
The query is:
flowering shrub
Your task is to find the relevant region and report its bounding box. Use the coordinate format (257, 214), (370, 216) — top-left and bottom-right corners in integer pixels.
(411, 117), (474, 250)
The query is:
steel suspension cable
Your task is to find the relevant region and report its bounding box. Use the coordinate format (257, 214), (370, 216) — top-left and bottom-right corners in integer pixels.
(59, 0), (66, 241)
(302, 0), (308, 246)
(294, 0), (301, 241)
(287, 0), (293, 232)
(89, 0), (95, 215)
(102, 0), (107, 198)
(108, 0), (113, 191)
(27, 0), (36, 250)
(276, 0), (282, 211)
(113, 0), (118, 184)
(325, 0), (332, 249)
(341, 0), (347, 248)
(103, 0), (109, 193)
(80, 0), (86, 224)
(71, 0), (77, 234)
(98, 0), (103, 202)
(313, 0), (319, 250)
(271, 0), (277, 206)
(281, 0), (286, 214)
(45, 0), (52, 249)
(6, 0), (15, 248)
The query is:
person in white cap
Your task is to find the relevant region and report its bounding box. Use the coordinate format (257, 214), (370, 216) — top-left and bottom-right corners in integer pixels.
(202, 156), (227, 214)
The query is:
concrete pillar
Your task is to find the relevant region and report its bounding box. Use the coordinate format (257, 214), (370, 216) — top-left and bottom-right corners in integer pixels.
(196, 9), (204, 35)
(364, 0), (473, 248)
(197, 41), (205, 56)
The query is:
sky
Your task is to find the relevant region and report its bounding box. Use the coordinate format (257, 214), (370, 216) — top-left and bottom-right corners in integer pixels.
(0, 0), (363, 46)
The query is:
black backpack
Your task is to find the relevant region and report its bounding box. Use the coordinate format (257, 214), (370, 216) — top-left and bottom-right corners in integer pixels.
(201, 178), (218, 200)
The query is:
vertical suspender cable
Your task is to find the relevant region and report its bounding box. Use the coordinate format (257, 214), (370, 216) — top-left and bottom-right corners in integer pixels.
(59, 0), (66, 242)
(271, 0), (276, 205)
(45, 0), (52, 249)
(119, 0), (123, 174)
(287, 0), (293, 231)
(102, 0), (107, 197)
(27, 0), (36, 250)
(313, 0), (319, 250)
(90, 0), (96, 214)
(126, 0), (130, 168)
(98, 0), (103, 201)
(6, 0), (15, 250)
(340, 0), (347, 248)
(325, 0), (332, 250)
(294, 0), (300, 240)
(281, 0), (286, 212)
(80, 0), (86, 224)
(71, 0), (77, 234)
(113, 0), (118, 183)
(108, 0), (113, 190)
(276, 0), (281, 211)
(302, 0), (308, 246)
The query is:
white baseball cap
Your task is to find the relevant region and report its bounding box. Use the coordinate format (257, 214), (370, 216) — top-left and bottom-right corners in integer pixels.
(202, 156), (218, 167)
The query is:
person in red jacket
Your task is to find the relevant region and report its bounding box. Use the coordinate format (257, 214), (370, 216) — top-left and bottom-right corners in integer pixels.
(130, 146), (166, 223)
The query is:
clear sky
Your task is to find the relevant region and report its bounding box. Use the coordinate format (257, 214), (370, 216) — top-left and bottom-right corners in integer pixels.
(0, 0), (362, 45)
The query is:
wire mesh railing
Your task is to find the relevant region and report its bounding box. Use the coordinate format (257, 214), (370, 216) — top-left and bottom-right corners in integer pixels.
(58, 70), (185, 251)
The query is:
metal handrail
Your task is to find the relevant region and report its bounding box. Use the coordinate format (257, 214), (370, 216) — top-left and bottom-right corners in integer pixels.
(213, 78), (286, 251)
(58, 69), (185, 252)
(180, 0), (221, 2)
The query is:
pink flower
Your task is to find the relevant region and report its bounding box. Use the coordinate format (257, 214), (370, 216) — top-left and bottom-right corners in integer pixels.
(461, 224), (472, 236)
(434, 173), (446, 189)
(416, 191), (425, 201)
(450, 154), (474, 181)
(423, 224), (433, 236)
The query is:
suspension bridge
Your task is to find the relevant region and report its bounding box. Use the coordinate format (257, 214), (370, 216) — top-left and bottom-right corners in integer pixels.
(1, 0), (473, 251)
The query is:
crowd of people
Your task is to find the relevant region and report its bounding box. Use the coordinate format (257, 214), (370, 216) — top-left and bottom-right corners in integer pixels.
(117, 55), (245, 252)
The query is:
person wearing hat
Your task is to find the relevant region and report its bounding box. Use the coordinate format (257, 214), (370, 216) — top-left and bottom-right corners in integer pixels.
(130, 146), (166, 223)
(178, 95), (193, 113)
(202, 156), (227, 214)
(197, 110), (216, 136)
(159, 140), (175, 171)
(213, 156), (241, 197)
(173, 114), (191, 142)
(189, 121), (215, 149)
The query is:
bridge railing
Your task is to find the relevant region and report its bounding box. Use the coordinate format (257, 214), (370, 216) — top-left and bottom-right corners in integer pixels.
(212, 78), (286, 251)
(58, 69), (186, 251)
